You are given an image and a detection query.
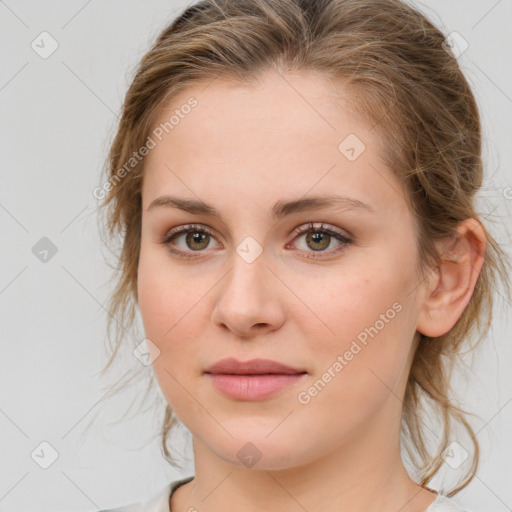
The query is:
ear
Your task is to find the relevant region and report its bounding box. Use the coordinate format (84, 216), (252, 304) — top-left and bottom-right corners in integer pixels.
(416, 218), (487, 338)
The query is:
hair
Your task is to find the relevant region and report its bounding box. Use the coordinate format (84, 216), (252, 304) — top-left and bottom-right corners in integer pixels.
(95, 0), (511, 497)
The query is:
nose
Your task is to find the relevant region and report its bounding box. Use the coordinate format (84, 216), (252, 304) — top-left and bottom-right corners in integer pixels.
(210, 251), (286, 339)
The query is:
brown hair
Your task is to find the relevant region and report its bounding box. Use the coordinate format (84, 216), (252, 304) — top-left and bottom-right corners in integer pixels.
(95, 0), (510, 496)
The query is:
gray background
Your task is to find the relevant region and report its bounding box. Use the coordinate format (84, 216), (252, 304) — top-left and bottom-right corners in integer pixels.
(1, 1), (511, 511)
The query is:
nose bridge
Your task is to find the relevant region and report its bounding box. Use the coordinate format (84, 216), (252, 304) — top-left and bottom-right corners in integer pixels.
(223, 236), (269, 305)
(211, 236), (283, 335)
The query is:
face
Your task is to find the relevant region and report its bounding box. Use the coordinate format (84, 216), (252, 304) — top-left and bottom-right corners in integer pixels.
(137, 69), (425, 470)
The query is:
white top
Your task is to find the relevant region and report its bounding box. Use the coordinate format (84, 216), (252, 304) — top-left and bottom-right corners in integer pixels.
(99, 476), (473, 512)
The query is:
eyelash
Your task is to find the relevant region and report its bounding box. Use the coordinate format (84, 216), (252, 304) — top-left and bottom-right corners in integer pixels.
(158, 222), (353, 260)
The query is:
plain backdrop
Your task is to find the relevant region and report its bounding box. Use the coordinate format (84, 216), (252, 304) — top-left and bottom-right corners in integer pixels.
(1, 1), (511, 511)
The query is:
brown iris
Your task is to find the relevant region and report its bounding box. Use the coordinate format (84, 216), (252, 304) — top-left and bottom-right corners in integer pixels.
(186, 231), (210, 250)
(306, 231), (330, 251)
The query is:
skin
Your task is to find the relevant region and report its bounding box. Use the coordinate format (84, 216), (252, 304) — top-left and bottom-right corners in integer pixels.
(136, 68), (486, 512)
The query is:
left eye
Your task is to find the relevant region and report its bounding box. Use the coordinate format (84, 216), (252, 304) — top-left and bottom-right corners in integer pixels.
(289, 222), (352, 257)
(159, 222), (352, 260)
(286, 222), (352, 259)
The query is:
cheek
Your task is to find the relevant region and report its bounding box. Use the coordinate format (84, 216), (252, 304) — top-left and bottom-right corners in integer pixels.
(137, 248), (182, 346)
(137, 247), (213, 363)
(295, 260), (416, 405)
(137, 251), (207, 416)
(295, 284), (412, 436)
(302, 262), (410, 350)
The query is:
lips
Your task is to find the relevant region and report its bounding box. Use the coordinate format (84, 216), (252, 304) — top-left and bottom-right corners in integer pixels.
(204, 358), (308, 401)
(204, 357), (306, 375)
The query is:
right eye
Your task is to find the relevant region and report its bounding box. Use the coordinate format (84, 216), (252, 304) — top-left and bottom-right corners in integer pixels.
(159, 224), (222, 259)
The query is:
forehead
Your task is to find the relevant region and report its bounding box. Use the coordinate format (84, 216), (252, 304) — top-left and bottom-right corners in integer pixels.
(149, 69), (364, 152)
(142, 69), (406, 216)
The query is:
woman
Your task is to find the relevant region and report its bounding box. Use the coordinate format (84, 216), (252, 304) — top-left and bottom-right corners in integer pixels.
(96, 0), (510, 510)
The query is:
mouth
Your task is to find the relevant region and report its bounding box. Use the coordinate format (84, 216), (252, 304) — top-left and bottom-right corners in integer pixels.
(203, 357), (308, 400)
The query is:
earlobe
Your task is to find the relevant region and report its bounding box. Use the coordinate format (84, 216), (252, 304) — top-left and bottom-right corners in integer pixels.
(416, 218), (486, 338)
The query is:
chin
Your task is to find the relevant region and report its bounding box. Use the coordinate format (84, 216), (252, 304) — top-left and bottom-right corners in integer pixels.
(201, 428), (318, 471)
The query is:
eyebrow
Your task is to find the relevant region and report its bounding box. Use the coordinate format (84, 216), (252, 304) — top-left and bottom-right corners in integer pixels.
(147, 194), (374, 219)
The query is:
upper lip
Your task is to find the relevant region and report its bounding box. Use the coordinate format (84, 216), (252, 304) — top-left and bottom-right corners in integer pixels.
(204, 358), (306, 375)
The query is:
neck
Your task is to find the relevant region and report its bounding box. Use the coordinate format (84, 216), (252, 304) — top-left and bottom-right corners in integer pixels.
(171, 401), (437, 512)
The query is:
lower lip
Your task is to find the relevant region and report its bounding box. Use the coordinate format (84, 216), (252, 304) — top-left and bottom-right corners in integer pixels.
(206, 373), (307, 400)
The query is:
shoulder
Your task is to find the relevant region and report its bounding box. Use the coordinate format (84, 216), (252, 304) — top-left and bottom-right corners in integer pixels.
(426, 493), (473, 512)
(97, 475), (195, 512)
